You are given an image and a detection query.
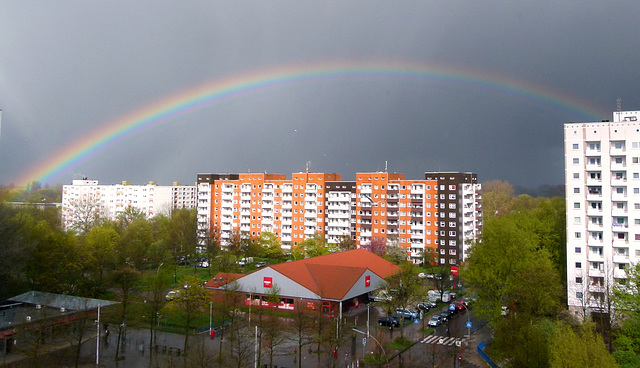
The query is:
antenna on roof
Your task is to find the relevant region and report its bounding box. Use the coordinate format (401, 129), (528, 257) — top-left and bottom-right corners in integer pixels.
(617, 98), (622, 112)
(306, 161), (311, 173)
(385, 161), (388, 172)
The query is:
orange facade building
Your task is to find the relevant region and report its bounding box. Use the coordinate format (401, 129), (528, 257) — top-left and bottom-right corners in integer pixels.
(198, 171), (481, 265)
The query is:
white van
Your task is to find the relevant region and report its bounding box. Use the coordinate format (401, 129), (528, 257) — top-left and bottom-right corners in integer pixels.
(238, 257), (254, 266)
(427, 290), (441, 302)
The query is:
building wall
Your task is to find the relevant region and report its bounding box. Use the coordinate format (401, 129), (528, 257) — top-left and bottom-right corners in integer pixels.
(201, 171), (480, 266)
(424, 172), (483, 265)
(565, 111), (640, 314)
(61, 179), (194, 231)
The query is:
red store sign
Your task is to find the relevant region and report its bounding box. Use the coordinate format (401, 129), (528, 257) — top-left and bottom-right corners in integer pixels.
(263, 277), (273, 288)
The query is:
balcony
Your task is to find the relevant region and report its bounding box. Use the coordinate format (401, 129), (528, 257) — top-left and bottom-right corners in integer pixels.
(589, 268), (604, 278)
(613, 254), (630, 264)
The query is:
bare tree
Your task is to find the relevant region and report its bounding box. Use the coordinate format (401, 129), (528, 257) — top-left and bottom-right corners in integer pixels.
(68, 194), (104, 234)
(289, 299), (314, 368)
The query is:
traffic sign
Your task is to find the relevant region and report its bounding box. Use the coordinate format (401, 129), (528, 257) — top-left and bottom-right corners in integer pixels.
(455, 340), (462, 347)
(414, 318), (419, 324)
(466, 321), (472, 329)
(362, 338), (366, 346)
(449, 304), (455, 311)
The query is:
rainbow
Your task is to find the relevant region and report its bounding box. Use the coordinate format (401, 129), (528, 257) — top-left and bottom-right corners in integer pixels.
(14, 60), (606, 187)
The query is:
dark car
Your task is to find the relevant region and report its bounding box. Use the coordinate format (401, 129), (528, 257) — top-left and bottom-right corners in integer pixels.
(255, 261), (267, 268)
(440, 305), (456, 319)
(416, 302), (432, 312)
(378, 316), (401, 327)
(439, 311), (450, 323)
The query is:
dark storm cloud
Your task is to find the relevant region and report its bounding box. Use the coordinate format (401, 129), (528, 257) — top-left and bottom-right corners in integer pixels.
(1, 1), (639, 188)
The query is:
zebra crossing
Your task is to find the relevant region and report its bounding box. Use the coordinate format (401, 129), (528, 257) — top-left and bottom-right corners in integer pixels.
(420, 335), (466, 346)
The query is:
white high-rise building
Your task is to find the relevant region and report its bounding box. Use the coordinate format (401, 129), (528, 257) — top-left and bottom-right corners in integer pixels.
(61, 179), (195, 232)
(565, 110), (640, 317)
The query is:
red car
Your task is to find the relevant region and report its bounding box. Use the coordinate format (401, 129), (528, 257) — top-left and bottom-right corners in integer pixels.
(453, 301), (467, 312)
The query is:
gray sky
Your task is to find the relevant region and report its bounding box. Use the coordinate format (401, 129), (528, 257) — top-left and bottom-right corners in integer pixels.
(1, 1), (639, 189)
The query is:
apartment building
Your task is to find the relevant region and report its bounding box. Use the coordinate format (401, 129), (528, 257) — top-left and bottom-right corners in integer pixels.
(354, 173), (439, 264)
(207, 172), (340, 250)
(61, 179), (195, 231)
(196, 173), (240, 247)
(565, 110), (640, 316)
(199, 170), (481, 265)
(424, 172), (483, 266)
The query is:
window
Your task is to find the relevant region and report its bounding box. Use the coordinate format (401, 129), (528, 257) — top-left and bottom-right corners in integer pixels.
(576, 292), (583, 299)
(573, 173), (580, 179)
(575, 262), (582, 269)
(572, 143), (579, 149)
(573, 158), (579, 164)
(575, 277), (582, 284)
(575, 232), (581, 238)
(574, 188), (580, 193)
(574, 202), (580, 209)
(635, 173), (640, 179)
(574, 217), (581, 224)
(635, 188), (640, 194)
(575, 247), (581, 253)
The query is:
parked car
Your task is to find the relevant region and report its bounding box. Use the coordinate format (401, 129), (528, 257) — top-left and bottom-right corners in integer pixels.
(255, 261), (267, 268)
(197, 260), (209, 268)
(370, 290), (392, 302)
(396, 308), (419, 320)
(238, 257), (254, 266)
(440, 308), (454, 322)
(428, 316), (442, 327)
(165, 290), (180, 300)
(418, 272), (427, 279)
(453, 301), (467, 311)
(378, 316), (401, 327)
(416, 302), (432, 312)
(442, 306), (456, 318)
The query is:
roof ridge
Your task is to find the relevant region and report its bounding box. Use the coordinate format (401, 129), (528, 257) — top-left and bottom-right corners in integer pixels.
(304, 262), (323, 298)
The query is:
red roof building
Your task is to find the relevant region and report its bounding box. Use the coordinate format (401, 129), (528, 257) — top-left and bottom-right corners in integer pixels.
(206, 249), (401, 317)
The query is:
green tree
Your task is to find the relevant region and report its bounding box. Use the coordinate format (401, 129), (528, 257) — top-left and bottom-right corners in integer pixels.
(24, 221), (87, 294)
(117, 218), (154, 269)
(464, 213), (563, 325)
(168, 208), (198, 271)
(116, 205), (146, 228)
(298, 232), (333, 258)
(83, 224), (119, 297)
(257, 231), (283, 259)
(384, 263), (423, 339)
(613, 262), (640, 364)
(176, 275), (207, 354)
(549, 322), (617, 368)
(481, 180), (515, 218)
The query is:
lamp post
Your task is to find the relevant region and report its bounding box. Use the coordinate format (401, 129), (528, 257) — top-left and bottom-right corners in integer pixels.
(352, 328), (388, 366)
(209, 302), (213, 340)
(95, 305), (100, 366)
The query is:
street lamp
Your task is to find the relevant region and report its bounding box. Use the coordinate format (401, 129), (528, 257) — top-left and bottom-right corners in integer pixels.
(352, 328), (388, 366)
(209, 301), (213, 340)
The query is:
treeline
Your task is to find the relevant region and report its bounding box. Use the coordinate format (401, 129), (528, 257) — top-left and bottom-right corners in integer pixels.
(463, 180), (618, 368)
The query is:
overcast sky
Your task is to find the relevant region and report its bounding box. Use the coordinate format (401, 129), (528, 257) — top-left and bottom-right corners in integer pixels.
(1, 1), (639, 189)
